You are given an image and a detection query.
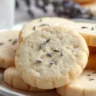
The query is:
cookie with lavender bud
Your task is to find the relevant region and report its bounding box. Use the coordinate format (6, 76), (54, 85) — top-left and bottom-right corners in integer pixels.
(15, 26), (89, 89)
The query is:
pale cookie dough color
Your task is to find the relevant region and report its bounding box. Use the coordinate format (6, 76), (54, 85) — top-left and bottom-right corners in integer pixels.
(15, 26), (89, 89)
(0, 30), (19, 68)
(4, 67), (47, 91)
(73, 22), (96, 47)
(19, 17), (75, 43)
(57, 70), (96, 96)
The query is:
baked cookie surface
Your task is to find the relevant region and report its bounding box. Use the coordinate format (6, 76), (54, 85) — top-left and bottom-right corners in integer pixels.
(57, 70), (96, 96)
(15, 26), (88, 89)
(4, 67), (47, 91)
(73, 22), (96, 47)
(19, 17), (75, 43)
(0, 30), (19, 68)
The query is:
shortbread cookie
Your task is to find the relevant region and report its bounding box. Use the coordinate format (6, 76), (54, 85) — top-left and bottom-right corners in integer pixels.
(73, 0), (95, 3)
(0, 30), (19, 68)
(57, 70), (96, 96)
(4, 67), (47, 91)
(15, 26), (89, 89)
(85, 54), (96, 70)
(73, 22), (96, 47)
(19, 17), (75, 43)
(82, 2), (96, 16)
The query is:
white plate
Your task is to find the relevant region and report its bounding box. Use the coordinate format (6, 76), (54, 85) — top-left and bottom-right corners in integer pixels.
(0, 19), (96, 96)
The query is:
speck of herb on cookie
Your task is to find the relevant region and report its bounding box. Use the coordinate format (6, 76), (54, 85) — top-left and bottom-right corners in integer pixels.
(12, 39), (17, 45)
(47, 53), (52, 57)
(87, 74), (91, 76)
(39, 24), (49, 27)
(0, 42), (4, 46)
(91, 27), (94, 30)
(54, 50), (59, 52)
(8, 39), (12, 42)
(46, 38), (50, 43)
(50, 60), (54, 65)
(81, 26), (88, 29)
(33, 26), (36, 30)
(40, 38), (50, 49)
(35, 60), (42, 64)
(61, 52), (63, 56)
(40, 44), (44, 49)
(89, 78), (94, 81)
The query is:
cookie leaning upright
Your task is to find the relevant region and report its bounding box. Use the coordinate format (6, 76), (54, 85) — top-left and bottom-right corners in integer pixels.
(19, 17), (75, 43)
(0, 30), (19, 68)
(15, 26), (89, 89)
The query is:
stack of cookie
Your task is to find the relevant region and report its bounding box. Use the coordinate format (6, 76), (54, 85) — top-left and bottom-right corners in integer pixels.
(1, 17), (96, 96)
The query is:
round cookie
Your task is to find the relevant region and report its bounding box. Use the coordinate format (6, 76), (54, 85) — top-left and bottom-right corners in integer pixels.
(57, 70), (96, 96)
(73, 0), (95, 3)
(85, 54), (96, 70)
(4, 67), (47, 91)
(19, 17), (75, 43)
(15, 26), (89, 89)
(73, 22), (96, 47)
(0, 30), (19, 68)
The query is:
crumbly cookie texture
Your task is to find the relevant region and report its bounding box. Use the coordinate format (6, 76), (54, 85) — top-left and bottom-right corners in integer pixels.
(73, 22), (96, 47)
(19, 17), (75, 43)
(57, 70), (96, 96)
(15, 26), (89, 89)
(4, 67), (47, 91)
(0, 30), (19, 68)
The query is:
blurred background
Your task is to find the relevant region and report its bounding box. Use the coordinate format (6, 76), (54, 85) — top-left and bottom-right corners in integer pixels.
(0, 0), (96, 29)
